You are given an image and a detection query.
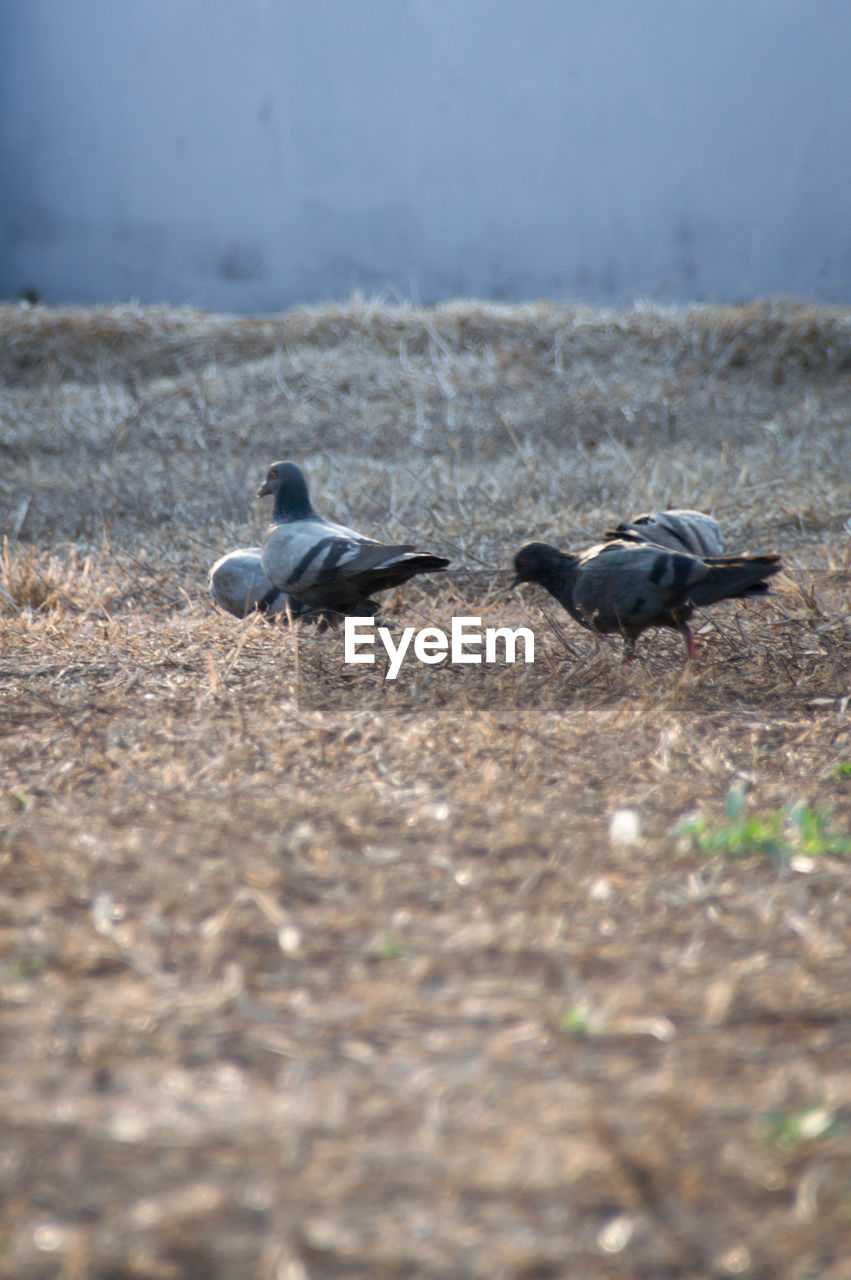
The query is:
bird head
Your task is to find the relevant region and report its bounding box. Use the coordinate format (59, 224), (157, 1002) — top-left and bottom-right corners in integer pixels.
(256, 461), (315, 519)
(511, 542), (561, 588)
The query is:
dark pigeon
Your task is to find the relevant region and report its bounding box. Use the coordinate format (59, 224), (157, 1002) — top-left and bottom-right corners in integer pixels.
(605, 508), (725, 557)
(512, 539), (782, 659)
(208, 548), (311, 620)
(257, 461), (450, 614)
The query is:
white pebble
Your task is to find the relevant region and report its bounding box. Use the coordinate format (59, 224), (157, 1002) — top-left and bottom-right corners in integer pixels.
(33, 1222), (67, 1253)
(277, 925), (302, 955)
(608, 808), (641, 846)
(598, 1212), (635, 1253)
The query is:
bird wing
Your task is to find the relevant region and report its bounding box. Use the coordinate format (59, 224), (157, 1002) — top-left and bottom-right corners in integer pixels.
(261, 518), (416, 595)
(572, 542), (708, 629)
(607, 510), (724, 557)
(649, 510), (725, 556)
(329, 550), (449, 598)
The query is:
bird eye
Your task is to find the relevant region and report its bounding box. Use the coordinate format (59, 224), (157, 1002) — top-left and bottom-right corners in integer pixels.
(268, 469), (278, 479)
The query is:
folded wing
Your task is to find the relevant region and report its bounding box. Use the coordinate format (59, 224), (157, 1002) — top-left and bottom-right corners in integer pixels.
(606, 508), (725, 557)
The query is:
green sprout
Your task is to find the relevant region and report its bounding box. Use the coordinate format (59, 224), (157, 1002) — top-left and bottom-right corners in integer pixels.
(374, 937), (404, 961)
(761, 1105), (839, 1149)
(561, 1005), (593, 1038)
(676, 784), (851, 862)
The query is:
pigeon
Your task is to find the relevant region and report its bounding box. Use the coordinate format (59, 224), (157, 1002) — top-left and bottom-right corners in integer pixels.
(208, 548), (310, 620)
(257, 461), (450, 614)
(605, 508), (725, 557)
(512, 539), (782, 659)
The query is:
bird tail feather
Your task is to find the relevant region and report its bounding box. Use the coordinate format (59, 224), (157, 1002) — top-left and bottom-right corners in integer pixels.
(687, 554), (781, 606)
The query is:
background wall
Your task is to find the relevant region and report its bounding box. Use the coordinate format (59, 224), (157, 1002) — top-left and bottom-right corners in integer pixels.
(2, 0), (850, 311)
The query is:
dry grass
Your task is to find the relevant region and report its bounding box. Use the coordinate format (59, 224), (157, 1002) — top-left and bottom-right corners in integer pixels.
(1, 297), (851, 1280)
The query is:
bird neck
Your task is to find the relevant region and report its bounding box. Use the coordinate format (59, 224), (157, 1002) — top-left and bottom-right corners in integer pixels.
(273, 488), (316, 522)
(538, 554), (575, 596)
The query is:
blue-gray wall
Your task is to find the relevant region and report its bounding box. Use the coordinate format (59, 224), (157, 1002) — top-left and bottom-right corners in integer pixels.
(2, 0), (850, 309)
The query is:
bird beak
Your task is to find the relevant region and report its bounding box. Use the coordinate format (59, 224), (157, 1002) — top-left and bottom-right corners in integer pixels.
(256, 479), (272, 498)
(510, 574), (523, 589)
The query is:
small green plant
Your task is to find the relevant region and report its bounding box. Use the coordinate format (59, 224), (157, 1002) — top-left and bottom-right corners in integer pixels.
(560, 1005), (593, 1038)
(374, 937), (404, 961)
(761, 1105), (839, 1149)
(789, 800), (851, 855)
(677, 784), (784, 859)
(676, 784), (851, 862)
(3, 955), (47, 982)
(832, 761), (851, 778)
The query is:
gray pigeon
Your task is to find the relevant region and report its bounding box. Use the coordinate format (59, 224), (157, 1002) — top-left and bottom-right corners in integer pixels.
(209, 548), (310, 620)
(257, 461), (450, 614)
(605, 508), (725, 557)
(512, 539), (782, 659)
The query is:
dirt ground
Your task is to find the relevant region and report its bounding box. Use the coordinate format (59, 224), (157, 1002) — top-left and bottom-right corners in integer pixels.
(1, 298), (850, 1279)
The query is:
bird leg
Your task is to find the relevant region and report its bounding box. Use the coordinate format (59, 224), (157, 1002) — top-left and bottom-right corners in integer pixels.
(681, 623), (696, 660)
(314, 611), (343, 635)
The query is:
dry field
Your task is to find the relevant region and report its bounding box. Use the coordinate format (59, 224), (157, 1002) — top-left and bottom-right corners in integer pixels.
(1, 298), (851, 1280)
